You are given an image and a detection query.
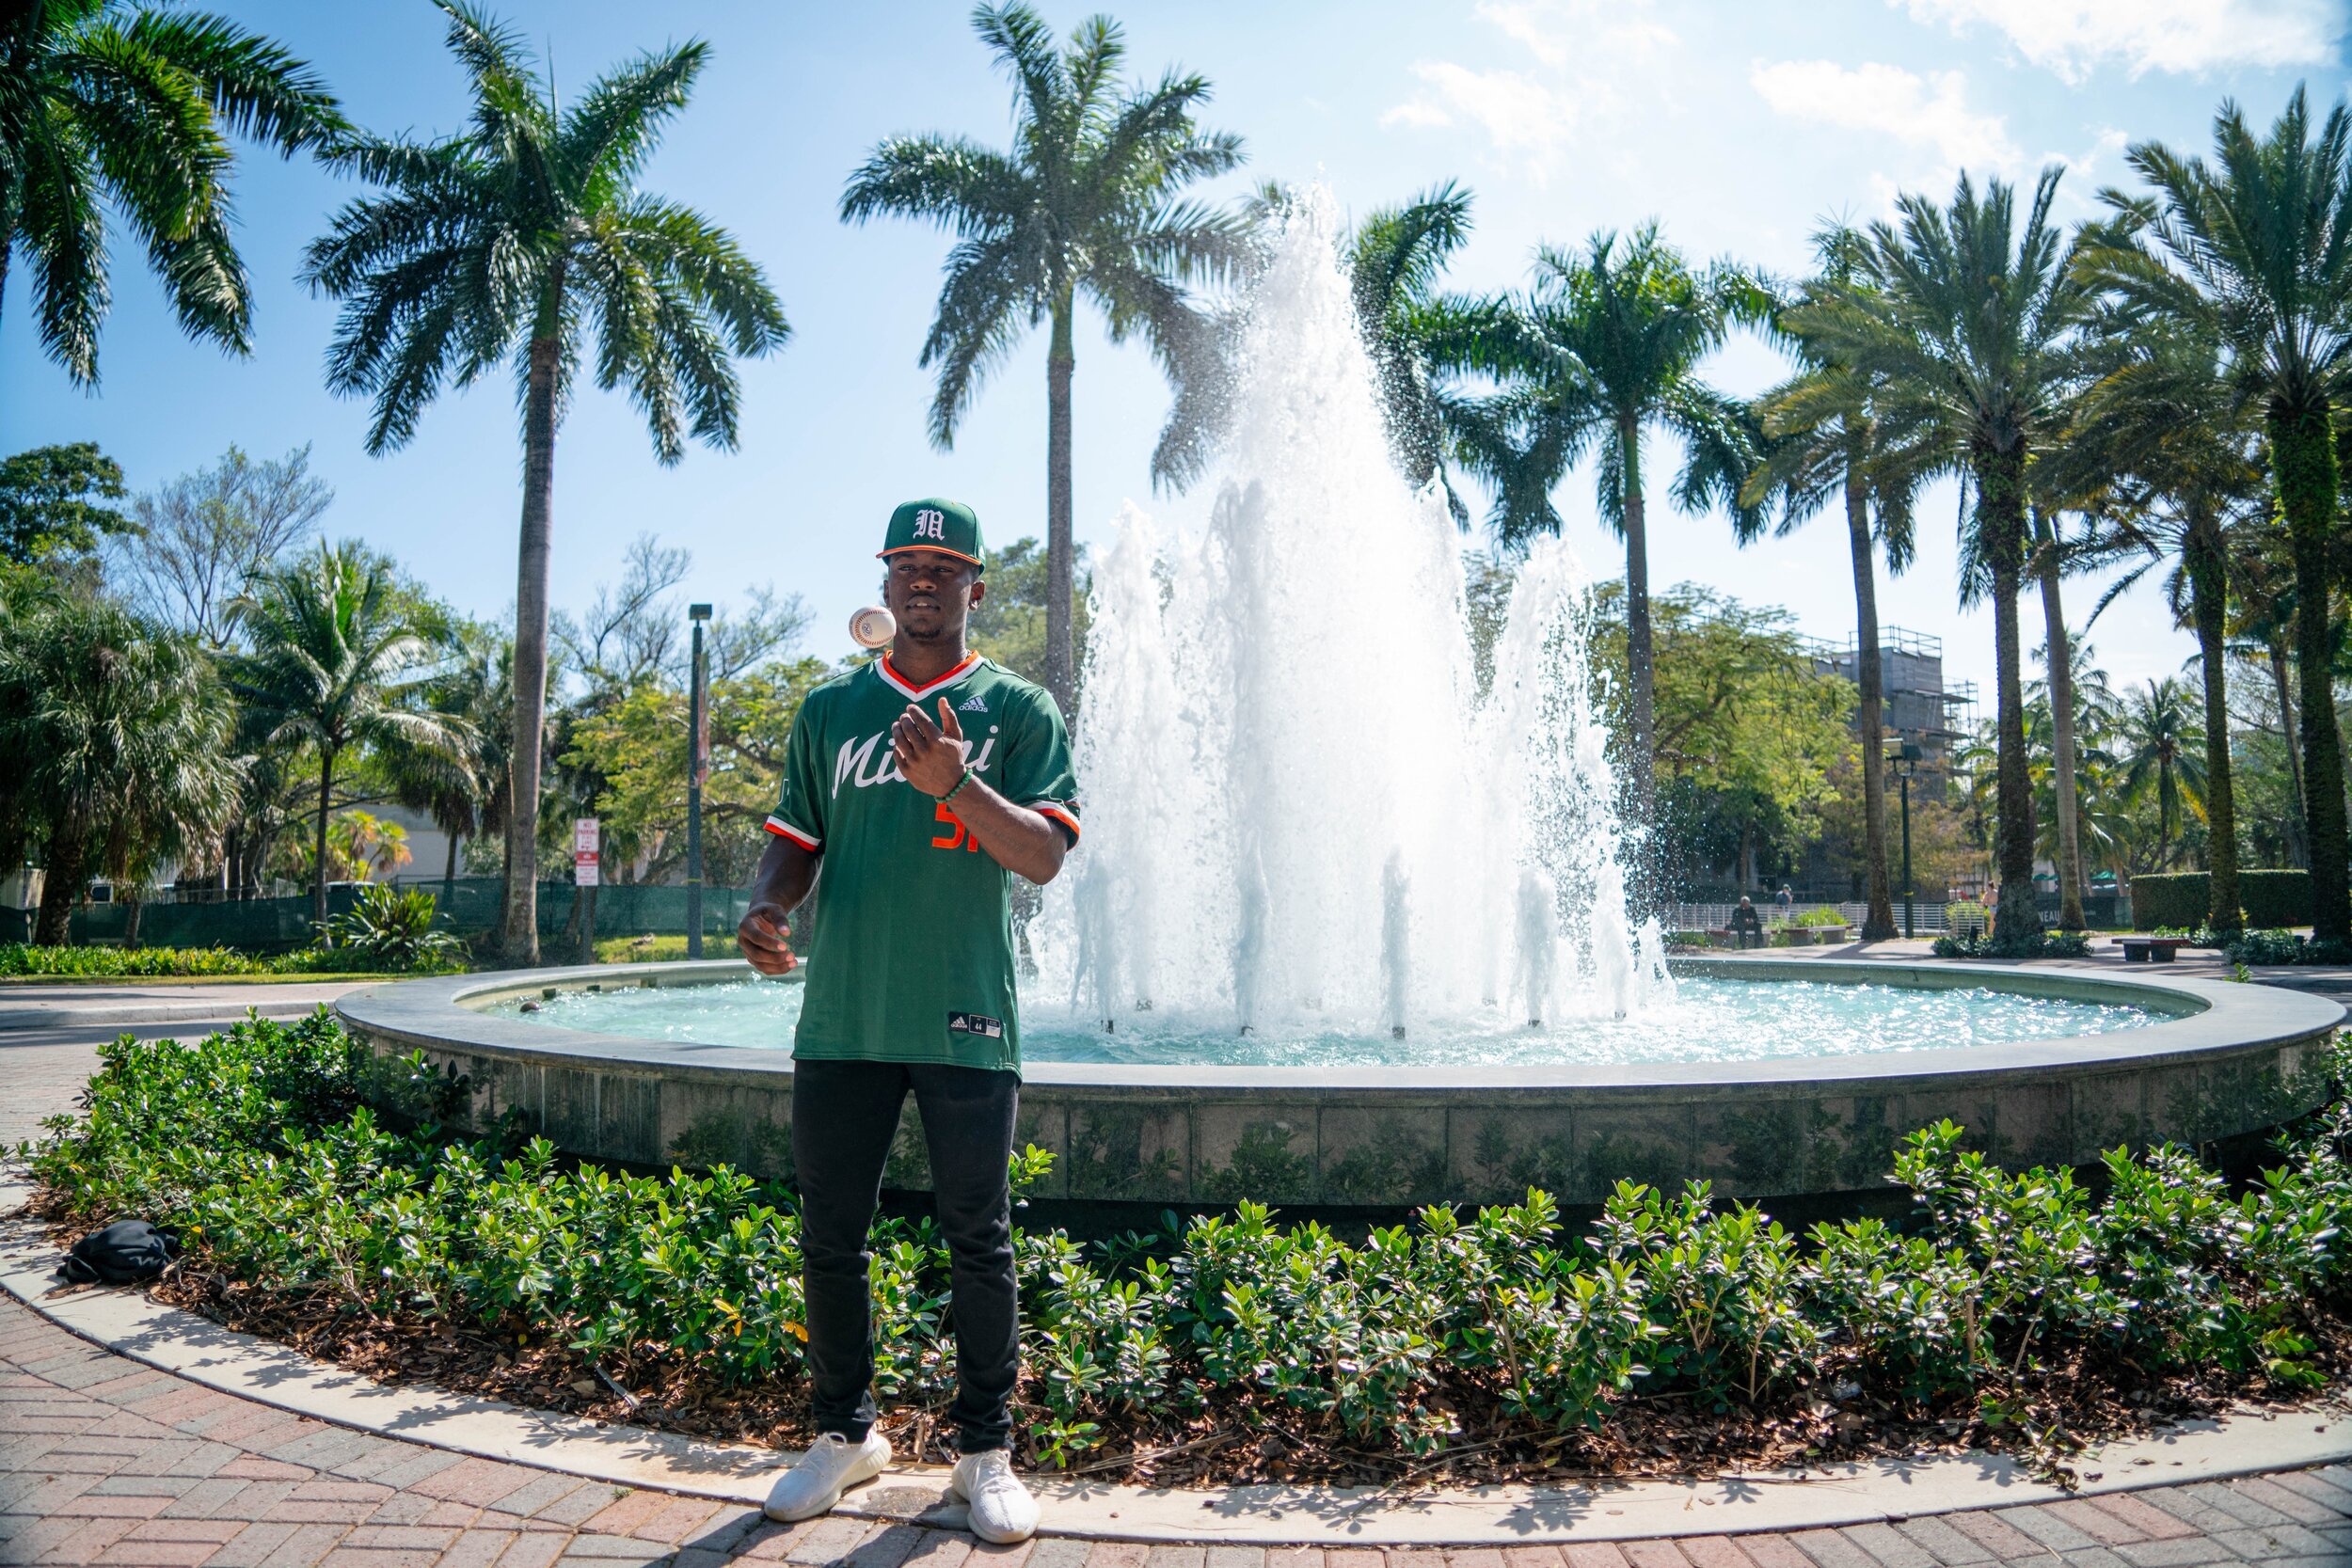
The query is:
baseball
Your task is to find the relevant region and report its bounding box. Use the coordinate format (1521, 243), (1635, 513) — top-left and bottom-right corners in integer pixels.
(848, 605), (897, 649)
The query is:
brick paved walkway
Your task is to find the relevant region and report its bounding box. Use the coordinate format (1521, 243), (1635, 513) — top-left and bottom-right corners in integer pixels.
(8, 1026), (2352, 1564)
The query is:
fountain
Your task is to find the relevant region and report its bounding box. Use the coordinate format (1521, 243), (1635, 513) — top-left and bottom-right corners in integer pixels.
(338, 192), (2343, 1210)
(1034, 191), (1666, 1048)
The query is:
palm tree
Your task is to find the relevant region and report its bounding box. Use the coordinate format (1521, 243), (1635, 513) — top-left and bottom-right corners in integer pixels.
(1, 1), (343, 385)
(0, 594), (240, 944)
(2025, 504), (2090, 929)
(841, 2), (1248, 714)
(2116, 677), (2206, 872)
(2086, 88), (2352, 942)
(227, 542), (470, 941)
(301, 2), (788, 964)
(2062, 315), (2265, 934)
(1745, 223), (1930, 942)
(1153, 182), (1499, 516)
(1785, 170), (2094, 950)
(377, 619), (501, 917)
(1456, 223), (1773, 855)
(2224, 528), (2307, 864)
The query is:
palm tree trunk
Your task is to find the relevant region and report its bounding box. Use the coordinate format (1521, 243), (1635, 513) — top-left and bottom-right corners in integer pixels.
(1981, 450), (2042, 949)
(2186, 516), (2239, 937)
(440, 822), (460, 927)
(2035, 533), (2084, 930)
(1845, 458), (1897, 942)
(1618, 413), (1658, 901)
(502, 327), (564, 966)
(32, 824), (87, 946)
(2274, 403), (2349, 942)
(1043, 296), (1077, 720)
(2269, 642), (2307, 863)
(313, 748), (335, 942)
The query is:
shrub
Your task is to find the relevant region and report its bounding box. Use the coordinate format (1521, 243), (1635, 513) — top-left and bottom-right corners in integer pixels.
(2134, 870), (2312, 933)
(1930, 929), (2090, 960)
(1795, 908), (1849, 928)
(326, 885), (465, 973)
(0, 942), (270, 977)
(30, 1019), (2352, 1471)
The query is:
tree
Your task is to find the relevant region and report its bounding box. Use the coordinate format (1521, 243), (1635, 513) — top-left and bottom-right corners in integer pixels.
(2026, 505), (2089, 929)
(0, 594), (240, 943)
(1744, 223), (1930, 941)
(227, 542), (470, 939)
(302, 2), (788, 964)
(2087, 88), (2352, 942)
(1587, 582), (1855, 893)
(841, 2), (1248, 715)
(112, 444), (330, 647)
(1155, 182), (1497, 516)
(0, 441), (129, 574)
(2116, 677), (2206, 871)
(0, 1), (344, 385)
(1454, 223), (1772, 869)
(555, 532), (808, 696)
(374, 618), (504, 913)
(2062, 314), (2265, 933)
(1786, 170), (2094, 950)
(966, 536), (1089, 691)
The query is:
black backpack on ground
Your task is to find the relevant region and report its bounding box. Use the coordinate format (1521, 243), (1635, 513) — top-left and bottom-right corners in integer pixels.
(56, 1219), (176, 1286)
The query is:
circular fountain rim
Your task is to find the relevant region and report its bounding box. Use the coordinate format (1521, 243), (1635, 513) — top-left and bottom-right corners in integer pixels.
(336, 957), (2342, 1094)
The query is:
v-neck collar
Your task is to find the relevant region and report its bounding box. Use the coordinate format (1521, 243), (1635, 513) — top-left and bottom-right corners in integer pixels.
(875, 651), (981, 701)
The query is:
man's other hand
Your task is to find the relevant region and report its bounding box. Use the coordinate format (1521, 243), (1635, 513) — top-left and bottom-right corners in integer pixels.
(738, 904), (798, 975)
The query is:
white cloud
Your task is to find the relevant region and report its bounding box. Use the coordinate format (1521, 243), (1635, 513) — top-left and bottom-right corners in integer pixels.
(1894, 0), (2344, 82)
(1750, 59), (2020, 173)
(1380, 62), (1580, 159)
(1383, 0), (1678, 178)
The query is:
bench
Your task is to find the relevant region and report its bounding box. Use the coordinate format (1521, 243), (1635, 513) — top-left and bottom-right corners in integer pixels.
(2120, 937), (2189, 963)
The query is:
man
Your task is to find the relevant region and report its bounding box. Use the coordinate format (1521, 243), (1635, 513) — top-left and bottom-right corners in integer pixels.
(739, 499), (1077, 1544)
(1730, 896), (1763, 950)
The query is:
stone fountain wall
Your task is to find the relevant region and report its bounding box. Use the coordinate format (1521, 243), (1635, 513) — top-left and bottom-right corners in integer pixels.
(339, 961), (2343, 1210)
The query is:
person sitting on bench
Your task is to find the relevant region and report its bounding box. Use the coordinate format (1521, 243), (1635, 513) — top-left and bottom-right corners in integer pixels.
(1730, 897), (1765, 949)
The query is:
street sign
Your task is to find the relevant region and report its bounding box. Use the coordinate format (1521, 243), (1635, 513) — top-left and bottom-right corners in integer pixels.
(573, 817), (599, 886)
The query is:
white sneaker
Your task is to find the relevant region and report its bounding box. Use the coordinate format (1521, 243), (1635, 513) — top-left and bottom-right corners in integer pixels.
(949, 1448), (1038, 1544)
(764, 1431), (892, 1522)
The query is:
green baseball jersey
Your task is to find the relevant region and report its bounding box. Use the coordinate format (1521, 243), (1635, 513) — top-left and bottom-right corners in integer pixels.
(767, 652), (1080, 1073)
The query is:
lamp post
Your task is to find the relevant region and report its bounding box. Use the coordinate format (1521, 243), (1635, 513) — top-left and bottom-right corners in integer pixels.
(687, 604), (712, 958)
(1889, 740), (1923, 940)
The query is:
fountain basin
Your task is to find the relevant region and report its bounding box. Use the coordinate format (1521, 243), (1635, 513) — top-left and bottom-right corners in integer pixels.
(337, 959), (2342, 1208)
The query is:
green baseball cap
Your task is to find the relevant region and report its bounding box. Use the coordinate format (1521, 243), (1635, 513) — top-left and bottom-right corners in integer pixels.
(878, 498), (984, 567)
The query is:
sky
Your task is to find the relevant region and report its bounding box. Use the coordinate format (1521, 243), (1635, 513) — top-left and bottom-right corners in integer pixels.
(6, 0), (2348, 703)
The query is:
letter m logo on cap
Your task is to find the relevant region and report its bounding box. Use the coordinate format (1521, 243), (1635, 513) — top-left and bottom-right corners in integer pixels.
(915, 509), (946, 539)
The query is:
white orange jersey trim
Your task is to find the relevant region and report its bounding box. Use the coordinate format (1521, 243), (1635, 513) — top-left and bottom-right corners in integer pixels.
(876, 652), (981, 702)
(1029, 800), (1082, 841)
(763, 815), (820, 851)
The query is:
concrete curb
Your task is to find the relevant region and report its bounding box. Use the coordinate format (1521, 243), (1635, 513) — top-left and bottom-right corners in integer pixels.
(8, 1180), (2352, 1544)
(0, 998), (334, 1032)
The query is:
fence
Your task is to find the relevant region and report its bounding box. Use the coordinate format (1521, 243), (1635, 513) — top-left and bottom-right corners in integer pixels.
(0, 875), (762, 953)
(1668, 901), (1959, 936)
(1666, 893), (2130, 941)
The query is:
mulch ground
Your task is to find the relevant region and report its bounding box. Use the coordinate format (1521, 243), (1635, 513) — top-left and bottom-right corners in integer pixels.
(110, 1243), (2352, 1496)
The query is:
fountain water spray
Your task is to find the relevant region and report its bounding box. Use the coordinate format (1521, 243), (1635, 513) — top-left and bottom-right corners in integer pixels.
(1035, 186), (1670, 1044)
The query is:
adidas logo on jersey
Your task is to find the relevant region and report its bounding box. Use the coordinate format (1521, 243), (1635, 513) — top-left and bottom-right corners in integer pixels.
(959, 695), (988, 712)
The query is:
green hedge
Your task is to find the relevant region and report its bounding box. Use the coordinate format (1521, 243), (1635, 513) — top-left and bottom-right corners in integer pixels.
(30, 1015), (2352, 1471)
(2132, 870), (2312, 932)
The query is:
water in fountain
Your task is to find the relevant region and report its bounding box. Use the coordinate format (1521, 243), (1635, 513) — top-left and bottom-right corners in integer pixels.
(1033, 187), (1672, 1048)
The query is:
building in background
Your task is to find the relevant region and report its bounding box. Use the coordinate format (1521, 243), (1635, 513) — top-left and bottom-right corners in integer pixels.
(1800, 626), (1976, 800)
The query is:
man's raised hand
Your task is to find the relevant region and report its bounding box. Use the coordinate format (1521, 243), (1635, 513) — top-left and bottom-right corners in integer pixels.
(891, 698), (968, 797)
(736, 904), (798, 975)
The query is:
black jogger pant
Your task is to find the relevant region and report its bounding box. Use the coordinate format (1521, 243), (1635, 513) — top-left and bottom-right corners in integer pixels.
(790, 1058), (1019, 1452)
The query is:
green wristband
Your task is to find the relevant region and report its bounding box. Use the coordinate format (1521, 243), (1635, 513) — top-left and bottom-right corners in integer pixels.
(939, 768), (973, 805)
